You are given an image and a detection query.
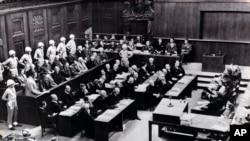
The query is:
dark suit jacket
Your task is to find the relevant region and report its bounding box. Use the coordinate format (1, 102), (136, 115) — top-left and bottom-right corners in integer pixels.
(146, 63), (157, 75)
(51, 72), (65, 84)
(138, 68), (149, 81)
(171, 66), (185, 79)
(76, 50), (86, 59)
(86, 60), (97, 69)
(50, 101), (64, 114)
(61, 92), (76, 107)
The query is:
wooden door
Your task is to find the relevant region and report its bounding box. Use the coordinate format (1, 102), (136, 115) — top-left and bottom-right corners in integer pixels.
(6, 12), (29, 58)
(47, 7), (64, 44)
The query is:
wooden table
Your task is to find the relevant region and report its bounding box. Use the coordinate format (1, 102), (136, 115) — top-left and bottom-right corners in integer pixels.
(134, 73), (159, 110)
(153, 98), (188, 124)
(202, 54), (225, 73)
(149, 107), (232, 141)
(94, 99), (136, 141)
(58, 101), (84, 137)
(165, 74), (197, 99)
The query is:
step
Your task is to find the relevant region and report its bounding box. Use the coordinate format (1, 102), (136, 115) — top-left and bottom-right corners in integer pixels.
(239, 87), (247, 93)
(197, 83), (208, 89)
(197, 77), (212, 83)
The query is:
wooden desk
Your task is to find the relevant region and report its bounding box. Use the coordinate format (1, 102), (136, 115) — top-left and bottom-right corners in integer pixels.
(58, 101), (84, 137)
(165, 75), (197, 99)
(153, 98), (188, 124)
(94, 99), (136, 141)
(202, 54), (225, 73)
(149, 111), (231, 141)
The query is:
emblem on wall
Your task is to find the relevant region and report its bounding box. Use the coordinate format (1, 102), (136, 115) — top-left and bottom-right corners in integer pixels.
(131, 0), (145, 16)
(32, 15), (44, 31)
(122, 0), (154, 34)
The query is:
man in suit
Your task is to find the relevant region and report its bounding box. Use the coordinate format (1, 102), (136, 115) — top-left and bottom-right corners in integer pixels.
(146, 79), (157, 109)
(49, 94), (65, 114)
(166, 38), (177, 55)
(51, 66), (65, 84)
(146, 57), (157, 75)
(138, 62), (150, 82)
(154, 38), (165, 54)
(61, 85), (76, 108)
(38, 68), (57, 91)
(61, 62), (72, 79)
(171, 60), (185, 79)
(75, 45), (86, 59)
(106, 87), (122, 106)
(99, 47), (108, 63)
(70, 60), (81, 76)
(38, 101), (56, 129)
(181, 39), (192, 63)
(75, 83), (90, 101)
(110, 64), (120, 80)
(86, 55), (98, 69)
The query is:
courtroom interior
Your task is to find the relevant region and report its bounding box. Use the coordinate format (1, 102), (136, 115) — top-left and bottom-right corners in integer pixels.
(0, 0), (250, 141)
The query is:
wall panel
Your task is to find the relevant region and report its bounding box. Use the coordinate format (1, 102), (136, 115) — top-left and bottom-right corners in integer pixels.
(6, 12), (29, 58)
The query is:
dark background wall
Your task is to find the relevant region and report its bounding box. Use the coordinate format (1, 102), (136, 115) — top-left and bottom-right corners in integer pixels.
(0, 0), (92, 59)
(92, 0), (123, 34)
(153, 0), (250, 66)
(154, 0), (250, 40)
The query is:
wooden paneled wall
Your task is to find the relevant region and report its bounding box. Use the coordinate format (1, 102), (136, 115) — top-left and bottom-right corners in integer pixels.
(92, 0), (123, 34)
(0, 0), (92, 60)
(154, 0), (250, 40)
(154, 0), (250, 66)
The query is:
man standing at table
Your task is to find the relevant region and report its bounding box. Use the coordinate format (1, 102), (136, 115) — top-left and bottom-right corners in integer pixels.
(119, 44), (133, 71)
(2, 79), (22, 130)
(25, 70), (48, 97)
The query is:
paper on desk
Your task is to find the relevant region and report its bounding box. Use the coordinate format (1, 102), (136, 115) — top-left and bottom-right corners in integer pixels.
(212, 124), (229, 132)
(197, 100), (210, 106)
(105, 109), (119, 115)
(135, 84), (148, 92)
(172, 87), (180, 92)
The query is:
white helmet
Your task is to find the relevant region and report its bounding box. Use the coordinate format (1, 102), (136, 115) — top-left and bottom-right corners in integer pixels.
(22, 129), (31, 137)
(9, 50), (16, 56)
(49, 40), (55, 45)
(7, 79), (15, 87)
(60, 37), (66, 42)
(122, 44), (127, 49)
(38, 42), (44, 47)
(25, 47), (32, 52)
(69, 34), (75, 39)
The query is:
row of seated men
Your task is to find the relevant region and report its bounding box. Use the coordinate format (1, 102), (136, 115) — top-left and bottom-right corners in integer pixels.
(201, 64), (241, 116)
(81, 34), (192, 58)
(38, 58), (185, 138)
(0, 34), (110, 97)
